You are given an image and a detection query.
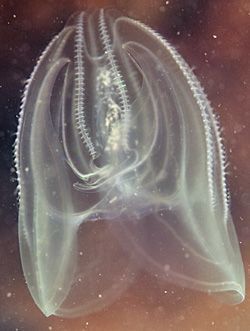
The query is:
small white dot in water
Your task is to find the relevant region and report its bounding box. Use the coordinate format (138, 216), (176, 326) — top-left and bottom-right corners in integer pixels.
(79, 251), (83, 256)
(6, 292), (12, 298)
(48, 326), (53, 330)
(212, 34), (217, 39)
(25, 167), (29, 172)
(98, 294), (102, 298)
(164, 290), (168, 294)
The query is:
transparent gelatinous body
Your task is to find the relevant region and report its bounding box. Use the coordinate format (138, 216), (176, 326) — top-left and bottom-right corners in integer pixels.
(15, 8), (245, 317)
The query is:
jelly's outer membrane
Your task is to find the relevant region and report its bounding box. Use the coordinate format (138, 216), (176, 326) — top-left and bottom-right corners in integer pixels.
(17, 9), (245, 317)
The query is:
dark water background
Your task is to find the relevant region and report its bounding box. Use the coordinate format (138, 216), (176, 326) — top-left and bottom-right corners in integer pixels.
(0, 0), (250, 330)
